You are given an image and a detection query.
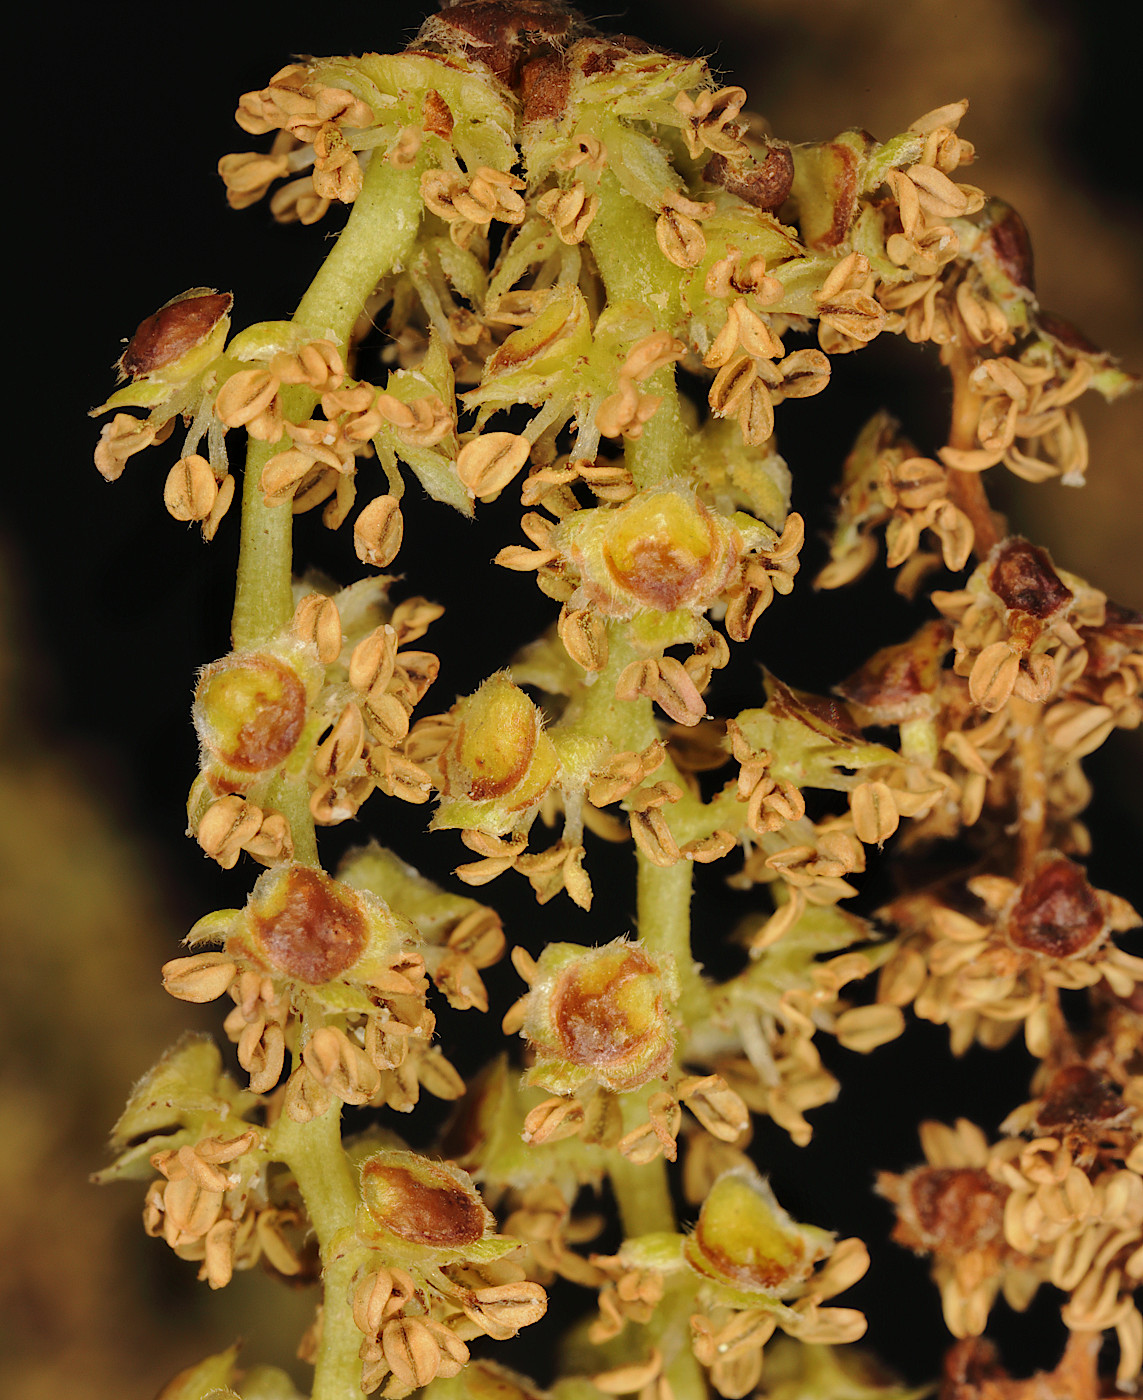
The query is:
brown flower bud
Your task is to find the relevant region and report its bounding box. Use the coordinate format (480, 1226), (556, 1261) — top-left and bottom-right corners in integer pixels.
(119, 290), (233, 380)
(359, 1150), (491, 1248)
(1002, 853), (1105, 959)
(245, 865), (368, 984)
(194, 651), (308, 775)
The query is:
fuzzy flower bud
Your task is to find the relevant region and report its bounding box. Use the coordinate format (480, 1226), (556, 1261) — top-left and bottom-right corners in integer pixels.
(518, 940), (678, 1095)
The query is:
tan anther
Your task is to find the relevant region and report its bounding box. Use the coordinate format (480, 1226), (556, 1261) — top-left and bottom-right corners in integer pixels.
(353, 1267), (416, 1338)
(314, 703), (367, 777)
(656, 208), (707, 268)
(238, 1020), (286, 1094)
(834, 1004), (906, 1052)
(593, 1349), (663, 1395)
(681, 830), (736, 863)
(678, 1074), (750, 1141)
(381, 1316), (449, 1391)
(463, 1281), (548, 1340)
(556, 133), (607, 171)
(627, 782), (683, 867)
(449, 307), (483, 346)
(968, 640), (1020, 713)
(467, 165), (527, 223)
(388, 125), (423, 169)
(163, 455), (218, 522)
(270, 176), (330, 226)
(622, 332), (687, 383)
(302, 1025), (381, 1105)
(94, 414), (160, 482)
(457, 432), (531, 498)
(523, 1095), (586, 1144)
(292, 592), (342, 664)
(559, 605), (609, 672)
(218, 151), (291, 209)
(786, 342), (836, 393)
(738, 378), (776, 446)
(215, 368), (281, 436)
(815, 289), (886, 345)
(349, 624), (399, 695)
(618, 1092), (682, 1165)
(362, 691), (410, 747)
(850, 780), (900, 845)
(708, 353), (757, 417)
(597, 379), (663, 440)
(234, 67), (309, 135)
(196, 794), (264, 869)
(676, 84), (748, 157)
(617, 658), (706, 727)
(161, 1176), (224, 1246)
(260, 449), (314, 504)
(271, 339), (344, 391)
(311, 85), (372, 127)
(244, 810), (293, 864)
(161, 951), (237, 1003)
(311, 124), (363, 203)
(354, 495), (403, 568)
(577, 461), (637, 502)
(537, 182), (600, 244)
(398, 396), (453, 447)
(732, 299), (784, 361)
(456, 829), (527, 886)
(907, 163), (981, 219)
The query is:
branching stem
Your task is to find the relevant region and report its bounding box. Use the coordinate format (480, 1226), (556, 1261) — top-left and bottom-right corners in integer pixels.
(228, 151), (425, 1400)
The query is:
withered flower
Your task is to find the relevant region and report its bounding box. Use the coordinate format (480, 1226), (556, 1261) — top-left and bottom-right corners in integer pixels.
(517, 940), (678, 1096)
(162, 863), (434, 1108)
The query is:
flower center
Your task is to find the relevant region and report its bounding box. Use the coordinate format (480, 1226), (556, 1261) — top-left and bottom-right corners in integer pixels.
(249, 867), (367, 984)
(360, 1160), (485, 1246)
(1005, 857), (1103, 958)
(195, 653), (306, 774)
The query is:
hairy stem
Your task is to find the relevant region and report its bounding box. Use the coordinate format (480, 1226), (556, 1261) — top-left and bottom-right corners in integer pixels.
(272, 1101), (361, 1400)
(943, 344), (1002, 559)
(228, 152), (426, 1400)
(586, 167), (689, 490)
(232, 156), (424, 648)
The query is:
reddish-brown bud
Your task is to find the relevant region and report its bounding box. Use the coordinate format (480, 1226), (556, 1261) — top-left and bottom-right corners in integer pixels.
(119, 289), (233, 379)
(1002, 854), (1104, 959)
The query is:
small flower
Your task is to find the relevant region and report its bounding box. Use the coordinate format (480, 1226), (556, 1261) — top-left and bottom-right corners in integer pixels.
(193, 639), (322, 791)
(879, 854), (1142, 1056)
(877, 1119), (1039, 1338)
(516, 940), (678, 1096)
(431, 675), (562, 838)
(933, 539), (1105, 713)
(163, 864), (435, 1107)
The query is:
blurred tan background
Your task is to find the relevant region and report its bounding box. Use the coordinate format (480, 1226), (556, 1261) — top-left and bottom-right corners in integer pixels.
(5, 1), (1140, 1396)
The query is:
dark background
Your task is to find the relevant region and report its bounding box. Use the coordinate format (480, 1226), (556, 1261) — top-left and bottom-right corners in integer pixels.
(3, 3), (1141, 1396)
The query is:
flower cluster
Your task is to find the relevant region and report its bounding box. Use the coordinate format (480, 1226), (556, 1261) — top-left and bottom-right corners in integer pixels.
(91, 2), (1141, 1397)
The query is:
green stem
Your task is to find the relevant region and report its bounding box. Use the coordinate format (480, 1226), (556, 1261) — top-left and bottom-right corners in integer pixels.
(611, 1090), (677, 1240)
(585, 168), (689, 490)
(231, 155), (424, 649)
(227, 152), (426, 1400)
(272, 1102), (361, 1400)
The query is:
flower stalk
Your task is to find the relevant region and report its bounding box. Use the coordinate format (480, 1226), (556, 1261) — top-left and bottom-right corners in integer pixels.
(92, 5), (1142, 1397)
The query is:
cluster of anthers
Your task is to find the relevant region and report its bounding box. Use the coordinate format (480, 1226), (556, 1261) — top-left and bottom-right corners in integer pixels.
(879, 1034), (1143, 1390)
(91, 2), (1143, 1397)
